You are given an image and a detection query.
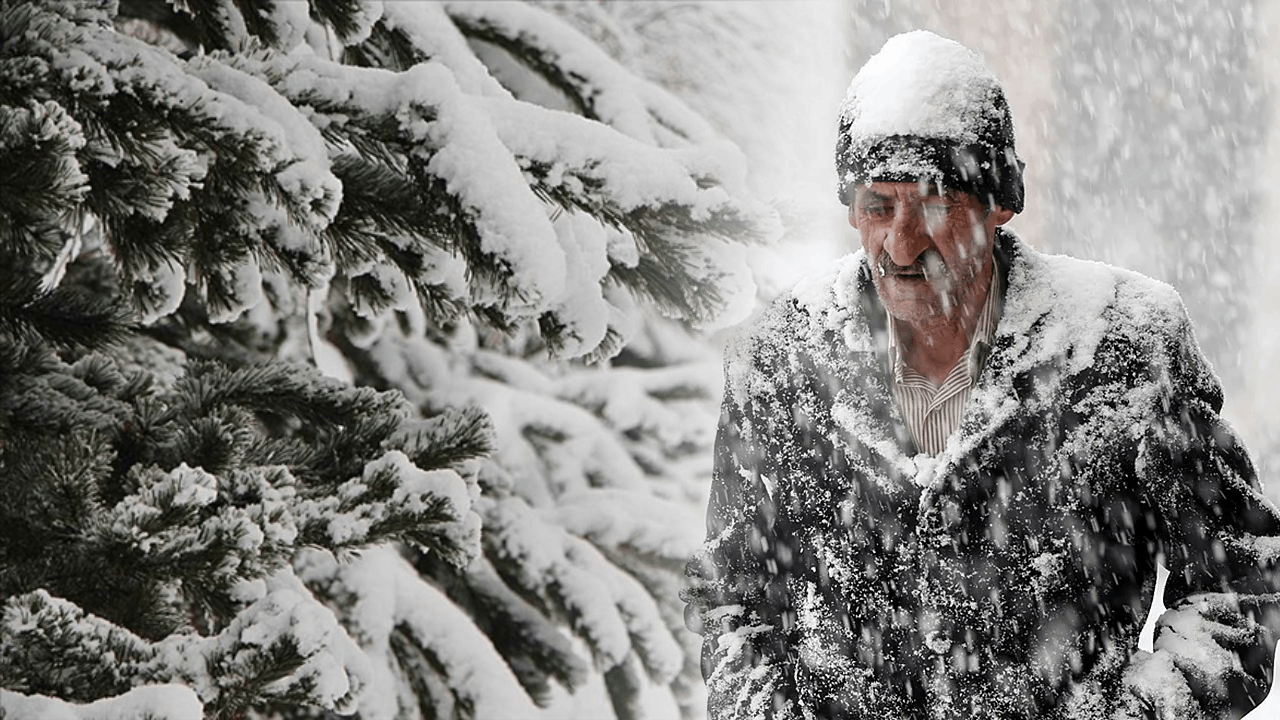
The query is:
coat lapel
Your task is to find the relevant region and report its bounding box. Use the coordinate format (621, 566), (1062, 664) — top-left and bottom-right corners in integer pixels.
(806, 252), (918, 494)
(925, 229), (1038, 486)
(930, 229), (1123, 485)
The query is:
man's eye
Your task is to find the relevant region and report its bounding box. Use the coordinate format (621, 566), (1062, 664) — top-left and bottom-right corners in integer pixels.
(863, 203), (892, 216)
(922, 202), (950, 228)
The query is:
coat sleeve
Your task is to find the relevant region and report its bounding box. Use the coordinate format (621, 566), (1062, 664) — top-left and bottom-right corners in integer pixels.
(1122, 303), (1280, 718)
(682, 344), (800, 720)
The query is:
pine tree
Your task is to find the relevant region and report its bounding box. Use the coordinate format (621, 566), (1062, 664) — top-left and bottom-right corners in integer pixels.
(0, 1), (775, 718)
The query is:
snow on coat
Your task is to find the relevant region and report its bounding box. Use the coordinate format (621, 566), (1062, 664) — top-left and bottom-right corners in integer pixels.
(683, 229), (1280, 719)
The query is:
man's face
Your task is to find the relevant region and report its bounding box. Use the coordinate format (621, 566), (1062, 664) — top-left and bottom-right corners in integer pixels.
(849, 181), (1013, 327)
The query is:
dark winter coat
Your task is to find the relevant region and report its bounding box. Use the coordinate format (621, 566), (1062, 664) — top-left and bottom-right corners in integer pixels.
(683, 229), (1280, 719)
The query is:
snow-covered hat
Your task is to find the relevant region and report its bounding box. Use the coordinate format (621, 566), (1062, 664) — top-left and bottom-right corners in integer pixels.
(836, 30), (1025, 213)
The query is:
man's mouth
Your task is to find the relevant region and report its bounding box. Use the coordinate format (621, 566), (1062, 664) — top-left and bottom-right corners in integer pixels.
(878, 251), (948, 281)
(881, 265), (928, 279)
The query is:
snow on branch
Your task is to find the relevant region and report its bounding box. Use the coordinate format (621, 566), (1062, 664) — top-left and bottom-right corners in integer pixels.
(224, 47), (575, 330)
(357, 321), (723, 715)
(294, 450), (481, 565)
(3, 0), (772, 356)
(366, 2), (513, 97)
(0, 583), (369, 717)
(467, 372), (648, 499)
(556, 361), (721, 453)
(0, 339), (489, 716)
(1, 2), (340, 320)
(0, 100), (88, 267)
(295, 545), (542, 720)
(0, 684), (202, 720)
(184, 52), (342, 228)
(170, 360), (411, 428)
(482, 93), (761, 236)
(419, 550), (592, 706)
(480, 495), (683, 683)
(443, 0), (719, 147)
(1, 1), (775, 716)
(554, 488), (705, 565)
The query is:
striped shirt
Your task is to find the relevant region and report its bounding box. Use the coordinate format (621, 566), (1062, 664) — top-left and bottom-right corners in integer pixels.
(888, 272), (1001, 455)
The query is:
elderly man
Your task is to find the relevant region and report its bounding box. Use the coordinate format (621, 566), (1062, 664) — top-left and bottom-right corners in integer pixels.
(684, 30), (1280, 719)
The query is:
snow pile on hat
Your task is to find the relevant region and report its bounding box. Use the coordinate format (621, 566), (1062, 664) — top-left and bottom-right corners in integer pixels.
(836, 30), (1025, 212)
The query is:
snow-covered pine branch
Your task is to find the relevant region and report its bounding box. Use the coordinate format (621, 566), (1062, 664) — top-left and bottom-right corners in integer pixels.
(0, 339), (485, 718)
(0, 0), (774, 718)
(360, 321), (725, 719)
(295, 545), (545, 720)
(1, 579), (370, 717)
(442, 1), (721, 148)
(0, 684), (202, 720)
(2, 0), (771, 357)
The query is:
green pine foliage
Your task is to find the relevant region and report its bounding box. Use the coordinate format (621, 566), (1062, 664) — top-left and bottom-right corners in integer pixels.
(0, 320), (487, 718)
(0, 1), (772, 718)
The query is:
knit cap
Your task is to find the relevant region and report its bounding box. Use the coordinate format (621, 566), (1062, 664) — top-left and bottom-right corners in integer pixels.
(836, 30), (1025, 212)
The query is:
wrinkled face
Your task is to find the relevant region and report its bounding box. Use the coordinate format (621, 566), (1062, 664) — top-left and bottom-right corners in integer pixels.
(849, 181), (1013, 327)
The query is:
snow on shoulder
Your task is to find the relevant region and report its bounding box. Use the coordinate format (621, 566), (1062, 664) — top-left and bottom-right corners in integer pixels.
(997, 233), (1188, 378)
(840, 30), (1002, 148)
(722, 251), (869, 413)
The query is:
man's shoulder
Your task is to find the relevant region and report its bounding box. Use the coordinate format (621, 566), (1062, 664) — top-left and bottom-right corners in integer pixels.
(1007, 239), (1188, 339)
(734, 250), (866, 339)
(1008, 239), (1221, 404)
(722, 251), (872, 398)
(988, 234), (1197, 380)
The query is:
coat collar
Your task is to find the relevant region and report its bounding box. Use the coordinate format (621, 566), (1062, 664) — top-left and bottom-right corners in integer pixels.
(806, 228), (1110, 493)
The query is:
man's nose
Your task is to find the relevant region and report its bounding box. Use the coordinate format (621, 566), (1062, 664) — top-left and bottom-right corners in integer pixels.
(884, 204), (931, 266)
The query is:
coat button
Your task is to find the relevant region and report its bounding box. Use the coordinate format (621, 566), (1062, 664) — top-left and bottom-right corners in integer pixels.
(924, 629), (952, 655)
(940, 497), (963, 529)
(919, 608), (952, 654)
